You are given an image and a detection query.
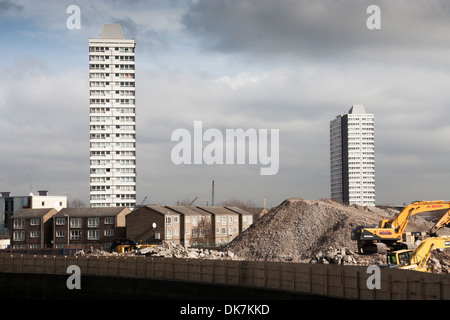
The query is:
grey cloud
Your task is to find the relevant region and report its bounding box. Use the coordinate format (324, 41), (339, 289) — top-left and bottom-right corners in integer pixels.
(182, 0), (450, 62)
(0, 0), (23, 14)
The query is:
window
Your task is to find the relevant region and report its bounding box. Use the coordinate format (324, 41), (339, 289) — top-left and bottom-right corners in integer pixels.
(167, 229), (172, 239)
(221, 228), (226, 236)
(56, 218), (66, 225)
(70, 230), (82, 240)
(88, 217), (99, 227)
(222, 216), (226, 225)
(30, 218), (40, 226)
(70, 218), (82, 228)
(13, 231), (25, 241)
(104, 229), (114, 237)
(166, 216), (172, 226)
(56, 230), (65, 238)
(13, 219), (24, 229)
(30, 231), (40, 238)
(185, 228), (190, 235)
(104, 217), (114, 224)
(88, 229), (99, 240)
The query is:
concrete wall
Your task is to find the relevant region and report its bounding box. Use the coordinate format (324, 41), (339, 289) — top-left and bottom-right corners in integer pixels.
(1, 253), (450, 300)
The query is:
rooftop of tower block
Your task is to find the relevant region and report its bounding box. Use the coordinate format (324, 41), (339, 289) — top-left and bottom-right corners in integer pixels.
(348, 104), (366, 114)
(99, 24), (124, 39)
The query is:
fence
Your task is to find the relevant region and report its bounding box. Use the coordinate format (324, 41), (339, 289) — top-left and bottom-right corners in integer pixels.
(1, 252), (450, 300)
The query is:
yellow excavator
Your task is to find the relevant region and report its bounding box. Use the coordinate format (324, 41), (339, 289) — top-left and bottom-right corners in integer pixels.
(383, 236), (450, 272)
(351, 200), (450, 254)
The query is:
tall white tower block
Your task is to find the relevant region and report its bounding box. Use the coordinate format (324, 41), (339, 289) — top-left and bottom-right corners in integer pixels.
(330, 105), (375, 206)
(89, 24), (136, 208)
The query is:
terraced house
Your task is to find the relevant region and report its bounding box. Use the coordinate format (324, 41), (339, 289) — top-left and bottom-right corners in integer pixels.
(10, 208), (58, 249)
(52, 207), (130, 249)
(126, 206), (254, 247)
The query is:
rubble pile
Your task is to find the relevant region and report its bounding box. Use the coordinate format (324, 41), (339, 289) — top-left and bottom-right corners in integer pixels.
(78, 240), (240, 260)
(138, 241), (239, 260)
(226, 198), (384, 263)
(226, 198), (450, 268)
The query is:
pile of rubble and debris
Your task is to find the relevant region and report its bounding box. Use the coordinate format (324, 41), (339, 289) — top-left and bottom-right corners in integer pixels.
(226, 198), (450, 272)
(76, 240), (240, 260)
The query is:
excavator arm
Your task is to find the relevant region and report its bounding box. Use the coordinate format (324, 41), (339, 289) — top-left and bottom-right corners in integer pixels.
(389, 200), (450, 235)
(352, 200), (450, 254)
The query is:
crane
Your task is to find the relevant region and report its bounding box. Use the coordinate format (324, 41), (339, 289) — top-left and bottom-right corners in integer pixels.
(351, 200), (450, 254)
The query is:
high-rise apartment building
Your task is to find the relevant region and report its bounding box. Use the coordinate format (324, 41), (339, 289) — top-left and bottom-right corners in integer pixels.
(89, 24), (136, 208)
(330, 105), (375, 206)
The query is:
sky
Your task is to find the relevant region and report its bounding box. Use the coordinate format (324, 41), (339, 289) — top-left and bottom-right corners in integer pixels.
(1, 0), (450, 208)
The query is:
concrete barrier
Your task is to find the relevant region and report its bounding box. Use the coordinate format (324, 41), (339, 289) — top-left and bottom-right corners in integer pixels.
(1, 252), (450, 299)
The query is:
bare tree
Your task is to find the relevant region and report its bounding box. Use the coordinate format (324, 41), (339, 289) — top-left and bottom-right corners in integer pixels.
(68, 199), (87, 208)
(221, 198), (256, 211)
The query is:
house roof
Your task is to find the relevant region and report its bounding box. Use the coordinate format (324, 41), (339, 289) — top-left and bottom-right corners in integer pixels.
(11, 208), (57, 218)
(135, 205), (180, 216)
(225, 206), (254, 215)
(54, 207), (130, 218)
(197, 206), (239, 215)
(167, 206), (211, 216)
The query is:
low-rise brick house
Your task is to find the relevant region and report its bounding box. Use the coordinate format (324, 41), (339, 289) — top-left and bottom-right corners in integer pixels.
(225, 206), (254, 233)
(167, 206), (213, 247)
(126, 206), (181, 245)
(197, 206), (240, 246)
(52, 207), (130, 249)
(10, 208), (58, 249)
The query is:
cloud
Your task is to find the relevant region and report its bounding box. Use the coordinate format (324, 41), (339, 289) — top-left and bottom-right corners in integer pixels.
(0, 0), (22, 14)
(0, 58), (88, 199)
(182, 0), (450, 64)
(2, 0), (450, 206)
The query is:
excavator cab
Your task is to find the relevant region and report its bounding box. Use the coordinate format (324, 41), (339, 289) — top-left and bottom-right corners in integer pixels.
(387, 250), (413, 267)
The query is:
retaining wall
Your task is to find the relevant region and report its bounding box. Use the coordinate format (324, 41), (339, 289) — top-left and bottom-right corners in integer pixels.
(1, 253), (450, 300)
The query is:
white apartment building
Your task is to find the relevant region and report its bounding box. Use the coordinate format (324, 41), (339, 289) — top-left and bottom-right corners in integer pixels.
(330, 105), (375, 206)
(89, 24), (136, 208)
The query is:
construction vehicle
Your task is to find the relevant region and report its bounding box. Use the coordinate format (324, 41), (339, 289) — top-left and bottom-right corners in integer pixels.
(109, 238), (157, 253)
(382, 236), (450, 272)
(351, 200), (450, 254)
